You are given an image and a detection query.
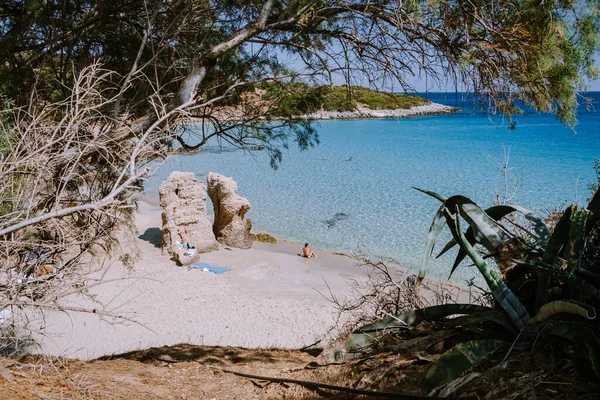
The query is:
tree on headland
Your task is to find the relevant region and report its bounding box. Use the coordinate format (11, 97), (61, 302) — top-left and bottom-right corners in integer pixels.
(0, 0), (599, 354)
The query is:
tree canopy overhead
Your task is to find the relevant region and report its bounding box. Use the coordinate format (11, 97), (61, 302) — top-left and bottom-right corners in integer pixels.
(1, 0), (599, 127)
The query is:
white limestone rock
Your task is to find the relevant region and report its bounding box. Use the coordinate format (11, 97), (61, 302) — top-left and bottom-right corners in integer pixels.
(207, 172), (252, 249)
(159, 171), (218, 265)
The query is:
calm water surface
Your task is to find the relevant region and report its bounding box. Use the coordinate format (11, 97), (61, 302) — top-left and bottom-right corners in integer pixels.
(146, 93), (600, 282)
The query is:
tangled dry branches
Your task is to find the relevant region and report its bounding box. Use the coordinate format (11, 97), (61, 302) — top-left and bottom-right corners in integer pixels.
(324, 255), (492, 336)
(0, 62), (192, 355)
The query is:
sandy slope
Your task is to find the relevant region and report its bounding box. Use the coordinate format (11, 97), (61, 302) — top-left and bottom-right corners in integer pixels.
(30, 201), (369, 360)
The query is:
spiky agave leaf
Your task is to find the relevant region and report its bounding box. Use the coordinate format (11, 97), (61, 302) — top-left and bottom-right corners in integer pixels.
(542, 206), (577, 264)
(356, 304), (494, 334)
(419, 204), (447, 280)
(417, 189), (513, 279)
(528, 300), (596, 326)
(586, 189), (600, 234)
(436, 204), (548, 279)
(516, 205), (551, 247)
(449, 310), (520, 336)
(414, 188), (447, 279)
(567, 207), (589, 272)
(538, 206), (591, 308)
(424, 340), (511, 390)
(413, 187), (447, 203)
(436, 205), (523, 258)
(328, 332), (373, 362)
(437, 204), (549, 253)
(329, 304), (497, 363)
(444, 196), (512, 251)
(444, 206), (531, 328)
(520, 260), (600, 300)
(537, 206), (573, 309)
(436, 236), (469, 280)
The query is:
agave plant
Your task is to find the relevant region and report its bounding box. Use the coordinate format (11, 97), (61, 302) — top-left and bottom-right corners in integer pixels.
(417, 187), (600, 309)
(326, 188), (600, 392)
(413, 187), (600, 389)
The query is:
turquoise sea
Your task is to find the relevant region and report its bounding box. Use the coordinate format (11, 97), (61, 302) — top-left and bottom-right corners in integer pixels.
(146, 92), (600, 282)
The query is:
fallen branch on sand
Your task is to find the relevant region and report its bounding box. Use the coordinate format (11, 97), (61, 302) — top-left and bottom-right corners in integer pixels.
(221, 368), (469, 400)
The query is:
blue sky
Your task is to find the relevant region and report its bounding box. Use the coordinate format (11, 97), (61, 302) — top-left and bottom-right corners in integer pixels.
(311, 59), (600, 93)
(407, 54), (600, 92)
(281, 47), (600, 92)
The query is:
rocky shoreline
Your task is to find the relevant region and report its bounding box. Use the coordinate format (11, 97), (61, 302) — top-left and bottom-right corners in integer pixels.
(203, 101), (459, 124)
(304, 102), (459, 120)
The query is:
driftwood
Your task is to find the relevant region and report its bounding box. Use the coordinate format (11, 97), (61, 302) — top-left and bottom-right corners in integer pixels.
(221, 368), (470, 400)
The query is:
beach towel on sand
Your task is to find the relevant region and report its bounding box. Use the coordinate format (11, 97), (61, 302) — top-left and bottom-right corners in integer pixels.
(187, 262), (229, 274)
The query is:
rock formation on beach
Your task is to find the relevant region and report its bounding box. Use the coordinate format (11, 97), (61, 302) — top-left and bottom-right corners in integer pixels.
(159, 171), (218, 265)
(207, 172), (252, 249)
(252, 232), (277, 244)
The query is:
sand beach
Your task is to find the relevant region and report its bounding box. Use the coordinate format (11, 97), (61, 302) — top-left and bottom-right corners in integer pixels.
(31, 200), (371, 360)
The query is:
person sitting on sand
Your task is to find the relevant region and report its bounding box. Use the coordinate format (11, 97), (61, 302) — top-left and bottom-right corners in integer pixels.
(302, 243), (316, 258)
(180, 238), (196, 256)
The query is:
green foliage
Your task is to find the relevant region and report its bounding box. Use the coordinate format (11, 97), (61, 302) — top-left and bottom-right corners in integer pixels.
(414, 186), (600, 388)
(325, 86), (429, 111)
(0, 98), (26, 218)
(550, 322), (600, 377)
(418, 187), (600, 305)
(528, 300), (596, 326)
(0, 94), (13, 157)
(357, 304), (493, 334)
(332, 183), (600, 390)
(328, 304), (495, 362)
(416, 190), (532, 328)
(1, 0), (599, 127)
(261, 83), (429, 115)
(0, 0), (218, 108)
(424, 340), (510, 390)
(435, 204), (549, 278)
(588, 159), (600, 200)
(584, 160), (600, 272)
(260, 82), (329, 116)
(492, 0), (600, 126)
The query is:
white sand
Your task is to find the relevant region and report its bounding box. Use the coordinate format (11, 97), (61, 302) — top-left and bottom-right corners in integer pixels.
(32, 201), (369, 360)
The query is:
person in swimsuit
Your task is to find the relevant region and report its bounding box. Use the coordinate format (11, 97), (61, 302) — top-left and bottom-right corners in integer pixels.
(302, 243), (316, 258)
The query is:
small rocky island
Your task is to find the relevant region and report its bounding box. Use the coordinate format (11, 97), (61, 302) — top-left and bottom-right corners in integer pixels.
(213, 84), (458, 121)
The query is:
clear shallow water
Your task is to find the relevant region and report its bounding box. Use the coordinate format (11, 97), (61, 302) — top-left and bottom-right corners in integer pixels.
(146, 92), (600, 282)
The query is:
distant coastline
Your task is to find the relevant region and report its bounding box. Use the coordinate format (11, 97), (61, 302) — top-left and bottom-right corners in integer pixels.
(206, 101), (459, 123)
(199, 85), (460, 123)
(303, 102), (459, 120)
